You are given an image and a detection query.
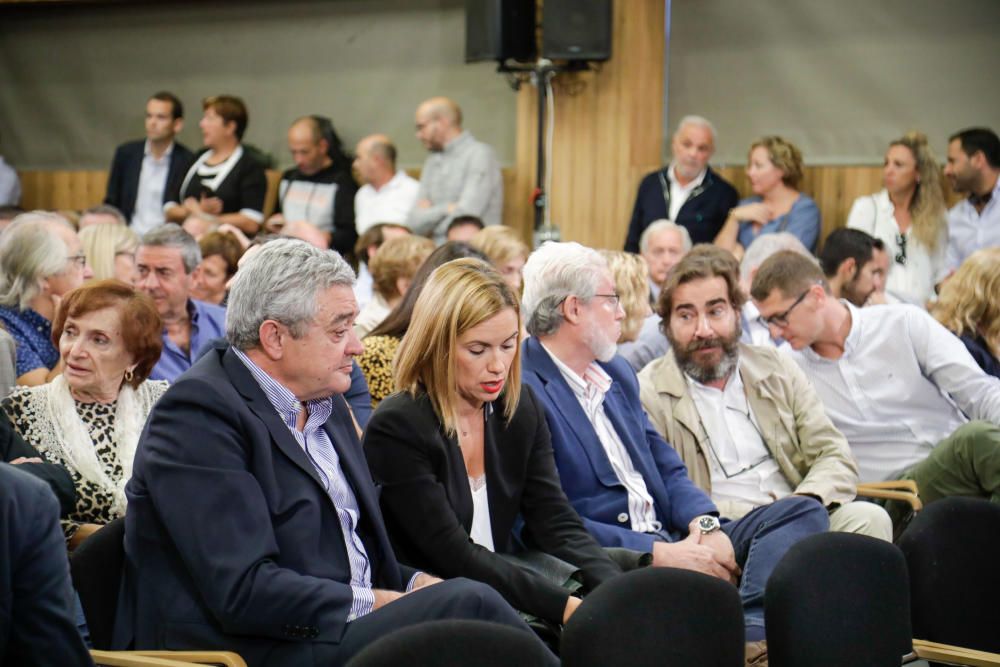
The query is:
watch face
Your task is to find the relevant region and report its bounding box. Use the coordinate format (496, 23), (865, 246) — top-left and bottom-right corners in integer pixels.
(698, 516), (719, 533)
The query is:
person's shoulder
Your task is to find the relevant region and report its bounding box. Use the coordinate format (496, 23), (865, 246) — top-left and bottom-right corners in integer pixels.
(2, 383), (46, 411)
(137, 379), (170, 402)
(114, 139), (145, 156)
(193, 299), (227, 320)
(369, 390), (437, 431)
(706, 167), (738, 195)
(0, 460), (53, 505)
(172, 142), (195, 160)
(602, 355), (640, 388)
(794, 193), (819, 212)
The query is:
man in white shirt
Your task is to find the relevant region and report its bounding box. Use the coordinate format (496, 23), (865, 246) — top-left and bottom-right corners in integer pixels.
(353, 134), (419, 235)
(751, 250), (1000, 522)
(104, 92), (195, 235)
(638, 245), (890, 540)
(944, 127), (1000, 271)
(818, 228), (885, 307)
(738, 232), (812, 347)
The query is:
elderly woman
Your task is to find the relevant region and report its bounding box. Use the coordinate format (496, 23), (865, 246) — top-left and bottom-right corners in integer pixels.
(364, 258), (621, 627)
(471, 225), (530, 292)
(358, 242), (487, 406)
(353, 234), (434, 338)
(80, 222), (139, 283)
(0, 212), (92, 386)
(600, 250), (668, 373)
(847, 131), (948, 305)
(165, 95), (267, 235)
(191, 230), (245, 306)
(2, 280), (165, 548)
(932, 247), (1000, 379)
(715, 136), (821, 257)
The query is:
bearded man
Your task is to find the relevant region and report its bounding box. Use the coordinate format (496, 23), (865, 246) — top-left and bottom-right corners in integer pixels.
(637, 245), (891, 540)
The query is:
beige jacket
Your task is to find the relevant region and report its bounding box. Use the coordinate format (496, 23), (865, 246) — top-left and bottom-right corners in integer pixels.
(637, 343), (858, 519)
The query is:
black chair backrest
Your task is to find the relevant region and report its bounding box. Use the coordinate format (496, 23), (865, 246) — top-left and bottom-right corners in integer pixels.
(345, 619), (554, 667)
(69, 517), (125, 650)
(561, 567), (745, 667)
(765, 532), (912, 667)
(898, 496), (1000, 653)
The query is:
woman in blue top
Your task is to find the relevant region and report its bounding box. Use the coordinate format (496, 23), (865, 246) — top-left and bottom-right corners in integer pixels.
(715, 136), (820, 259)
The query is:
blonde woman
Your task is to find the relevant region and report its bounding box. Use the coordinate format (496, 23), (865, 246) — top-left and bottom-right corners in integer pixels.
(932, 247), (1000, 378)
(600, 250), (668, 372)
(364, 258), (621, 627)
(354, 234), (434, 338)
(847, 131), (948, 305)
(80, 223), (139, 283)
(715, 136), (820, 257)
(471, 225), (530, 292)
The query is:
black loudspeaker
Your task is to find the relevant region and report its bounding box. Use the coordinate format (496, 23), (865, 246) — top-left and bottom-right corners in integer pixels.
(542, 0), (611, 61)
(465, 0), (537, 63)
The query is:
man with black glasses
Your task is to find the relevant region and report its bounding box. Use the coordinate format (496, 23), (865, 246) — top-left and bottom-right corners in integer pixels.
(751, 250), (1000, 523)
(638, 246), (890, 540)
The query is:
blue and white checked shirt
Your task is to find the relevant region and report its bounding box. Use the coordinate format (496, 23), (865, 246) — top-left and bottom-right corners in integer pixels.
(233, 349), (377, 620)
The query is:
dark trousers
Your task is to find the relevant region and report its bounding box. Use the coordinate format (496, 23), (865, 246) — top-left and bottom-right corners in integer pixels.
(330, 577), (558, 666)
(722, 495), (830, 641)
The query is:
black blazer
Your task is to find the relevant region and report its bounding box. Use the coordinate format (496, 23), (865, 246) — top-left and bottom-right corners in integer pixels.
(0, 463), (92, 666)
(104, 139), (195, 223)
(0, 408), (74, 516)
(364, 386), (621, 624)
(117, 345), (415, 666)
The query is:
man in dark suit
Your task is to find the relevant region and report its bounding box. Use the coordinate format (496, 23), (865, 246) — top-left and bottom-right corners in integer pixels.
(519, 241), (828, 661)
(624, 115), (739, 250)
(0, 463), (93, 666)
(118, 239), (544, 667)
(104, 91), (195, 234)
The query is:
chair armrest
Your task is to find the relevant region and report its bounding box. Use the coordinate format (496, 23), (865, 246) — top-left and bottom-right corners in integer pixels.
(913, 639), (1000, 666)
(91, 651), (200, 667)
(856, 482), (923, 512)
(91, 651), (247, 667)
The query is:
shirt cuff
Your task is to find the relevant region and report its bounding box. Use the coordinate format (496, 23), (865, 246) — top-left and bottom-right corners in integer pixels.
(405, 571), (425, 593)
(348, 585), (375, 622)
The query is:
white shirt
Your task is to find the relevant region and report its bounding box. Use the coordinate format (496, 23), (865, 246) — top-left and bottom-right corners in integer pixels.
(354, 264), (375, 313)
(945, 177), (1000, 271)
(667, 163), (707, 223)
(131, 140), (174, 235)
(468, 475), (495, 551)
(353, 293), (391, 339)
(686, 367), (792, 507)
(354, 170), (420, 234)
(786, 301), (1000, 482)
(541, 343), (662, 533)
(846, 189), (948, 305)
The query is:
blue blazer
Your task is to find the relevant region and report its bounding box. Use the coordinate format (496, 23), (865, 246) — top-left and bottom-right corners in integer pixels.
(104, 139), (195, 223)
(520, 337), (716, 553)
(117, 345), (415, 666)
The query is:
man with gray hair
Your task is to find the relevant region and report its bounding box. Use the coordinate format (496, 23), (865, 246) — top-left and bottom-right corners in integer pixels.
(406, 96), (503, 242)
(738, 232), (812, 347)
(120, 239), (548, 666)
(639, 219), (692, 302)
(520, 242), (828, 659)
(135, 223), (225, 381)
(625, 115), (739, 251)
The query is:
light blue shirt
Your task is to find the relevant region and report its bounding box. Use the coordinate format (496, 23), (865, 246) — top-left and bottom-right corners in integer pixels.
(945, 177), (1000, 271)
(149, 299), (226, 382)
(737, 194), (820, 252)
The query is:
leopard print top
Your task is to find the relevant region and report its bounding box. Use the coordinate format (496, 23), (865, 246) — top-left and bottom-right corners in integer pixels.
(2, 380), (167, 541)
(358, 334), (401, 408)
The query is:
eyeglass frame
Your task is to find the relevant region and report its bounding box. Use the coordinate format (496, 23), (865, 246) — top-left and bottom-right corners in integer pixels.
(703, 404), (773, 479)
(557, 292), (621, 308)
(894, 232), (908, 266)
(762, 282), (819, 328)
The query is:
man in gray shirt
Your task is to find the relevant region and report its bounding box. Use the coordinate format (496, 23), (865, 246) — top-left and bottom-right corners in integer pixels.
(406, 97), (502, 242)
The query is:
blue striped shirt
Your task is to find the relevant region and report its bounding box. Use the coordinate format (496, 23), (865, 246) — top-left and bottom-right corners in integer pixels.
(232, 348), (376, 620)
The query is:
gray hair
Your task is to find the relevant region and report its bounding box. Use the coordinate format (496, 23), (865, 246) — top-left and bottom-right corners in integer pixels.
(226, 238), (356, 350)
(0, 212), (73, 310)
(740, 232), (814, 283)
(140, 223), (201, 273)
(676, 115), (717, 143)
(522, 241), (607, 337)
(639, 219), (693, 254)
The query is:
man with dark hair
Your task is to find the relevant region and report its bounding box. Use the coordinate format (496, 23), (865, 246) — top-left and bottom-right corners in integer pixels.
(818, 228), (885, 307)
(944, 127), (1000, 270)
(625, 115), (739, 251)
(352, 223), (410, 311)
(751, 250), (1000, 523)
(266, 116), (358, 257)
(639, 245), (890, 539)
(444, 215), (484, 243)
(353, 134), (419, 235)
(105, 91), (195, 234)
(78, 204), (127, 228)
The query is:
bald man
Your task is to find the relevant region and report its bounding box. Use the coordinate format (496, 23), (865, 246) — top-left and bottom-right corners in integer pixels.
(353, 134), (420, 235)
(406, 97), (502, 242)
(267, 116), (358, 256)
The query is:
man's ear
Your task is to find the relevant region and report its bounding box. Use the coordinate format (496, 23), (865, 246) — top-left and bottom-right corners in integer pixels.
(257, 320), (285, 360)
(838, 257), (857, 281)
(172, 117), (184, 136)
(561, 295), (582, 325)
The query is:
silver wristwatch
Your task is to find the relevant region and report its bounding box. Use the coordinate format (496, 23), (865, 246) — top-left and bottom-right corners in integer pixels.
(695, 514), (721, 535)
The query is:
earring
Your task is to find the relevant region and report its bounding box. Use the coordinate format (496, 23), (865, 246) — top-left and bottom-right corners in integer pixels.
(124, 368), (135, 383)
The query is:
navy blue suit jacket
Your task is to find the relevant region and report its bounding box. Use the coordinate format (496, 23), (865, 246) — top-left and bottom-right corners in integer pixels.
(520, 337), (716, 553)
(104, 139), (195, 223)
(0, 463), (92, 666)
(118, 345), (415, 666)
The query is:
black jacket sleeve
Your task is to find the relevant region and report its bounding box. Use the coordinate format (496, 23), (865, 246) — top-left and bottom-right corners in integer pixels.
(330, 171), (359, 257)
(0, 411), (75, 516)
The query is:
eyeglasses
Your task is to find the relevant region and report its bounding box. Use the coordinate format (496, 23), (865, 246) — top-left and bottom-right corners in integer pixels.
(592, 293), (621, 308)
(762, 285), (815, 328)
(705, 405), (772, 479)
(67, 254), (87, 268)
(894, 233), (908, 266)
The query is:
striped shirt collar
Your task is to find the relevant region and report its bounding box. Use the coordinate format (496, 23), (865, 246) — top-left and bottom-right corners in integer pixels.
(540, 341), (613, 400)
(231, 347), (333, 432)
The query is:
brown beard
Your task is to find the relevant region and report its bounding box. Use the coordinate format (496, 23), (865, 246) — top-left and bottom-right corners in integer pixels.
(666, 319), (741, 383)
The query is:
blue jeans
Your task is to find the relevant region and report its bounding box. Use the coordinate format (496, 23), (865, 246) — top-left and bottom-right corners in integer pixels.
(722, 495), (829, 641)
